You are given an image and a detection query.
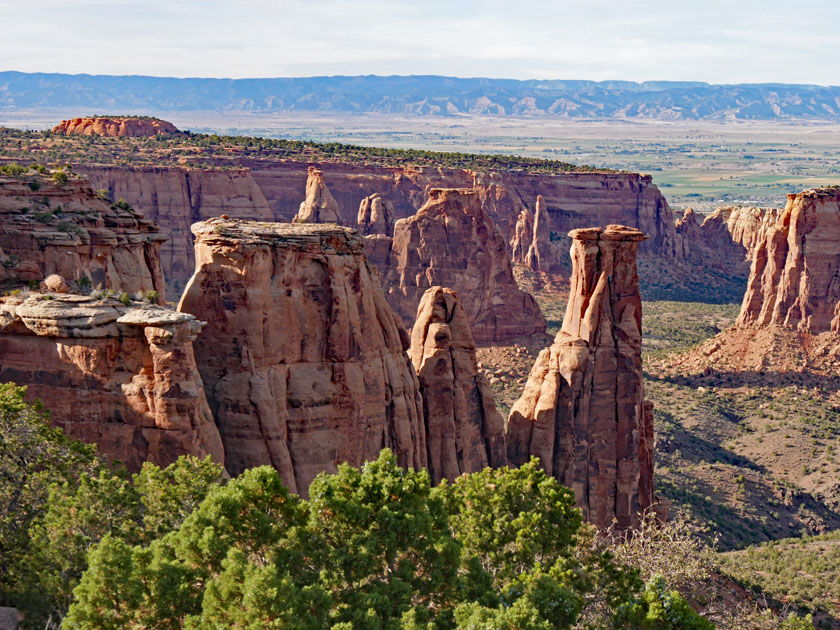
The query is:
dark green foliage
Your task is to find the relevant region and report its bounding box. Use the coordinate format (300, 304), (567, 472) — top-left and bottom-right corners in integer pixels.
(614, 576), (714, 629)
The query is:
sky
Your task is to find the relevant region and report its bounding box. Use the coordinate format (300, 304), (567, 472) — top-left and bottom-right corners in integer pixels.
(1, 0), (839, 85)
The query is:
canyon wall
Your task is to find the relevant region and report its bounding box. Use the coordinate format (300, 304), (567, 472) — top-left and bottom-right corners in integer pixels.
(506, 225), (654, 529)
(0, 294), (223, 471)
(409, 286), (507, 484)
(737, 189), (840, 332)
(78, 165), (272, 285)
(80, 161), (679, 286)
(378, 188), (546, 342)
(178, 219), (426, 495)
(0, 171), (166, 299)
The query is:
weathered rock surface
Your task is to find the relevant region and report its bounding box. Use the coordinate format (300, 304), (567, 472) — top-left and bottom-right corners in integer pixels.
(409, 287), (506, 483)
(0, 294), (223, 471)
(675, 205), (778, 276)
(511, 194), (563, 273)
(357, 192), (395, 235)
(293, 167), (343, 225)
(738, 189), (840, 332)
(77, 165), (272, 286)
(506, 225), (654, 529)
(378, 188), (545, 342)
(0, 172), (167, 300)
(179, 219), (426, 494)
(53, 117), (179, 137)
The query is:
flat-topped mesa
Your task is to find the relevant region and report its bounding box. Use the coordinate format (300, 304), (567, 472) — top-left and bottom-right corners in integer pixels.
(506, 225), (654, 530)
(357, 192), (395, 236)
(293, 167), (343, 225)
(381, 188), (546, 343)
(52, 117), (180, 137)
(179, 218), (426, 495)
(409, 287), (506, 484)
(738, 188), (840, 333)
(0, 294), (223, 471)
(0, 170), (167, 300)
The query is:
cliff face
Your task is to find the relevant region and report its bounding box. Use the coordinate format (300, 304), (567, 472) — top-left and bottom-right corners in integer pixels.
(0, 172), (166, 300)
(0, 294), (223, 471)
(53, 117), (179, 137)
(379, 188), (546, 342)
(675, 206), (778, 276)
(506, 225), (654, 530)
(738, 189), (840, 332)
(509, 194), (564, 273)
(78, 165), (272, 285)
(178, 219), (426, 495)
(409, 287), (507, 484)
(357, 192), (395, 235)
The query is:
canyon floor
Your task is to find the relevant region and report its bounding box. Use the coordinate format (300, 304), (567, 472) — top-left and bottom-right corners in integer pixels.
(481, 269), (840, 557)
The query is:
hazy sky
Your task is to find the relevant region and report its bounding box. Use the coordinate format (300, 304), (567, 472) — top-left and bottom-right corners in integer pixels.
(2, 0), (839, 84)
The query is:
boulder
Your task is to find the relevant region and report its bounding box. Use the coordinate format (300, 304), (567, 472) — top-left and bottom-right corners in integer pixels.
(179, 219), (426, 495)
(409, 287), (506, 483)
(506, 225), (654, 529)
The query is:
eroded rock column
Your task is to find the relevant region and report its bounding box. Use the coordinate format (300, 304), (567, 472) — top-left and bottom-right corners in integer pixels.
(506, 225), (654, 529)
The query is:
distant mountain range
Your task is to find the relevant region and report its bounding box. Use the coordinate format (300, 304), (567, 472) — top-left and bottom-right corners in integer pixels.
(2, 71), (840, 121)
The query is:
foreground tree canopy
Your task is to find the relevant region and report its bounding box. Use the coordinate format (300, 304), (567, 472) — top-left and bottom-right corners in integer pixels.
(0, 383), (813, 629)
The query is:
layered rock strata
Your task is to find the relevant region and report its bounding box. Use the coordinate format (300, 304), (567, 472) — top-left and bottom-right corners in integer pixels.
(736, 189), (840, 332)
(77, 165), (272, 286)
(0, 294), (223, 471)
(506, 225), (654, 529)
(357, 192), (395, 235)
(53, 117), (179, 137)
(510, 195), (563, 273)
(293, 167), (343, 225)
(0, 172), (166, 300)
(179, 219), (426, 494)
(380, 188), (546, 342)
(409, 287), (506, 483)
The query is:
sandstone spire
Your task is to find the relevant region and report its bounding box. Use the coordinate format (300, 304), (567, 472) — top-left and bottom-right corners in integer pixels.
(293, 167), (342, 224)
(357, 192), (395, 235)
(524, 195), (562, 272)
(510, 208), (534, 263)
(506, 224), (654, 529)
(409, 286), (506, 484)
(179, 219), (426, 495)
(381, 188), (546, 342)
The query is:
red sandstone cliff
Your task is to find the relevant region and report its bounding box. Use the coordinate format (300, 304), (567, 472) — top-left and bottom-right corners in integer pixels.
(0, 171), (166, 300)
(506, 225), (654, 529)
(77, 165), (272, 286)
(178, 219), (426, 494)
(0, 293), (223, 471)
(378, 188), (546, 342)
(409, 287), (507, 483)
(357, 192), (395, 235)
(53, 117), (180, 137)
(293, 167), (343, 224)
(510, 194), (564, 273)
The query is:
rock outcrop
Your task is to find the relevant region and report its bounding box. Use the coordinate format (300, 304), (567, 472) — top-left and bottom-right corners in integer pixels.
(53, 117), (179, 137)
(675, 206), (779, 276)
(0, 294), (223, 471)
(506, 225), (654, 529)
(510, 195), (564, 273)
(77, 165), (273, 286)
(293, 167), (343, 225)
(179, 219), (426, 494)
(380, 188), (546, 342)
(357, 192), (395, 235)
(738, 189), (840, 332)
(409, 287), (506, 483)
(0, 171), (167, 300)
